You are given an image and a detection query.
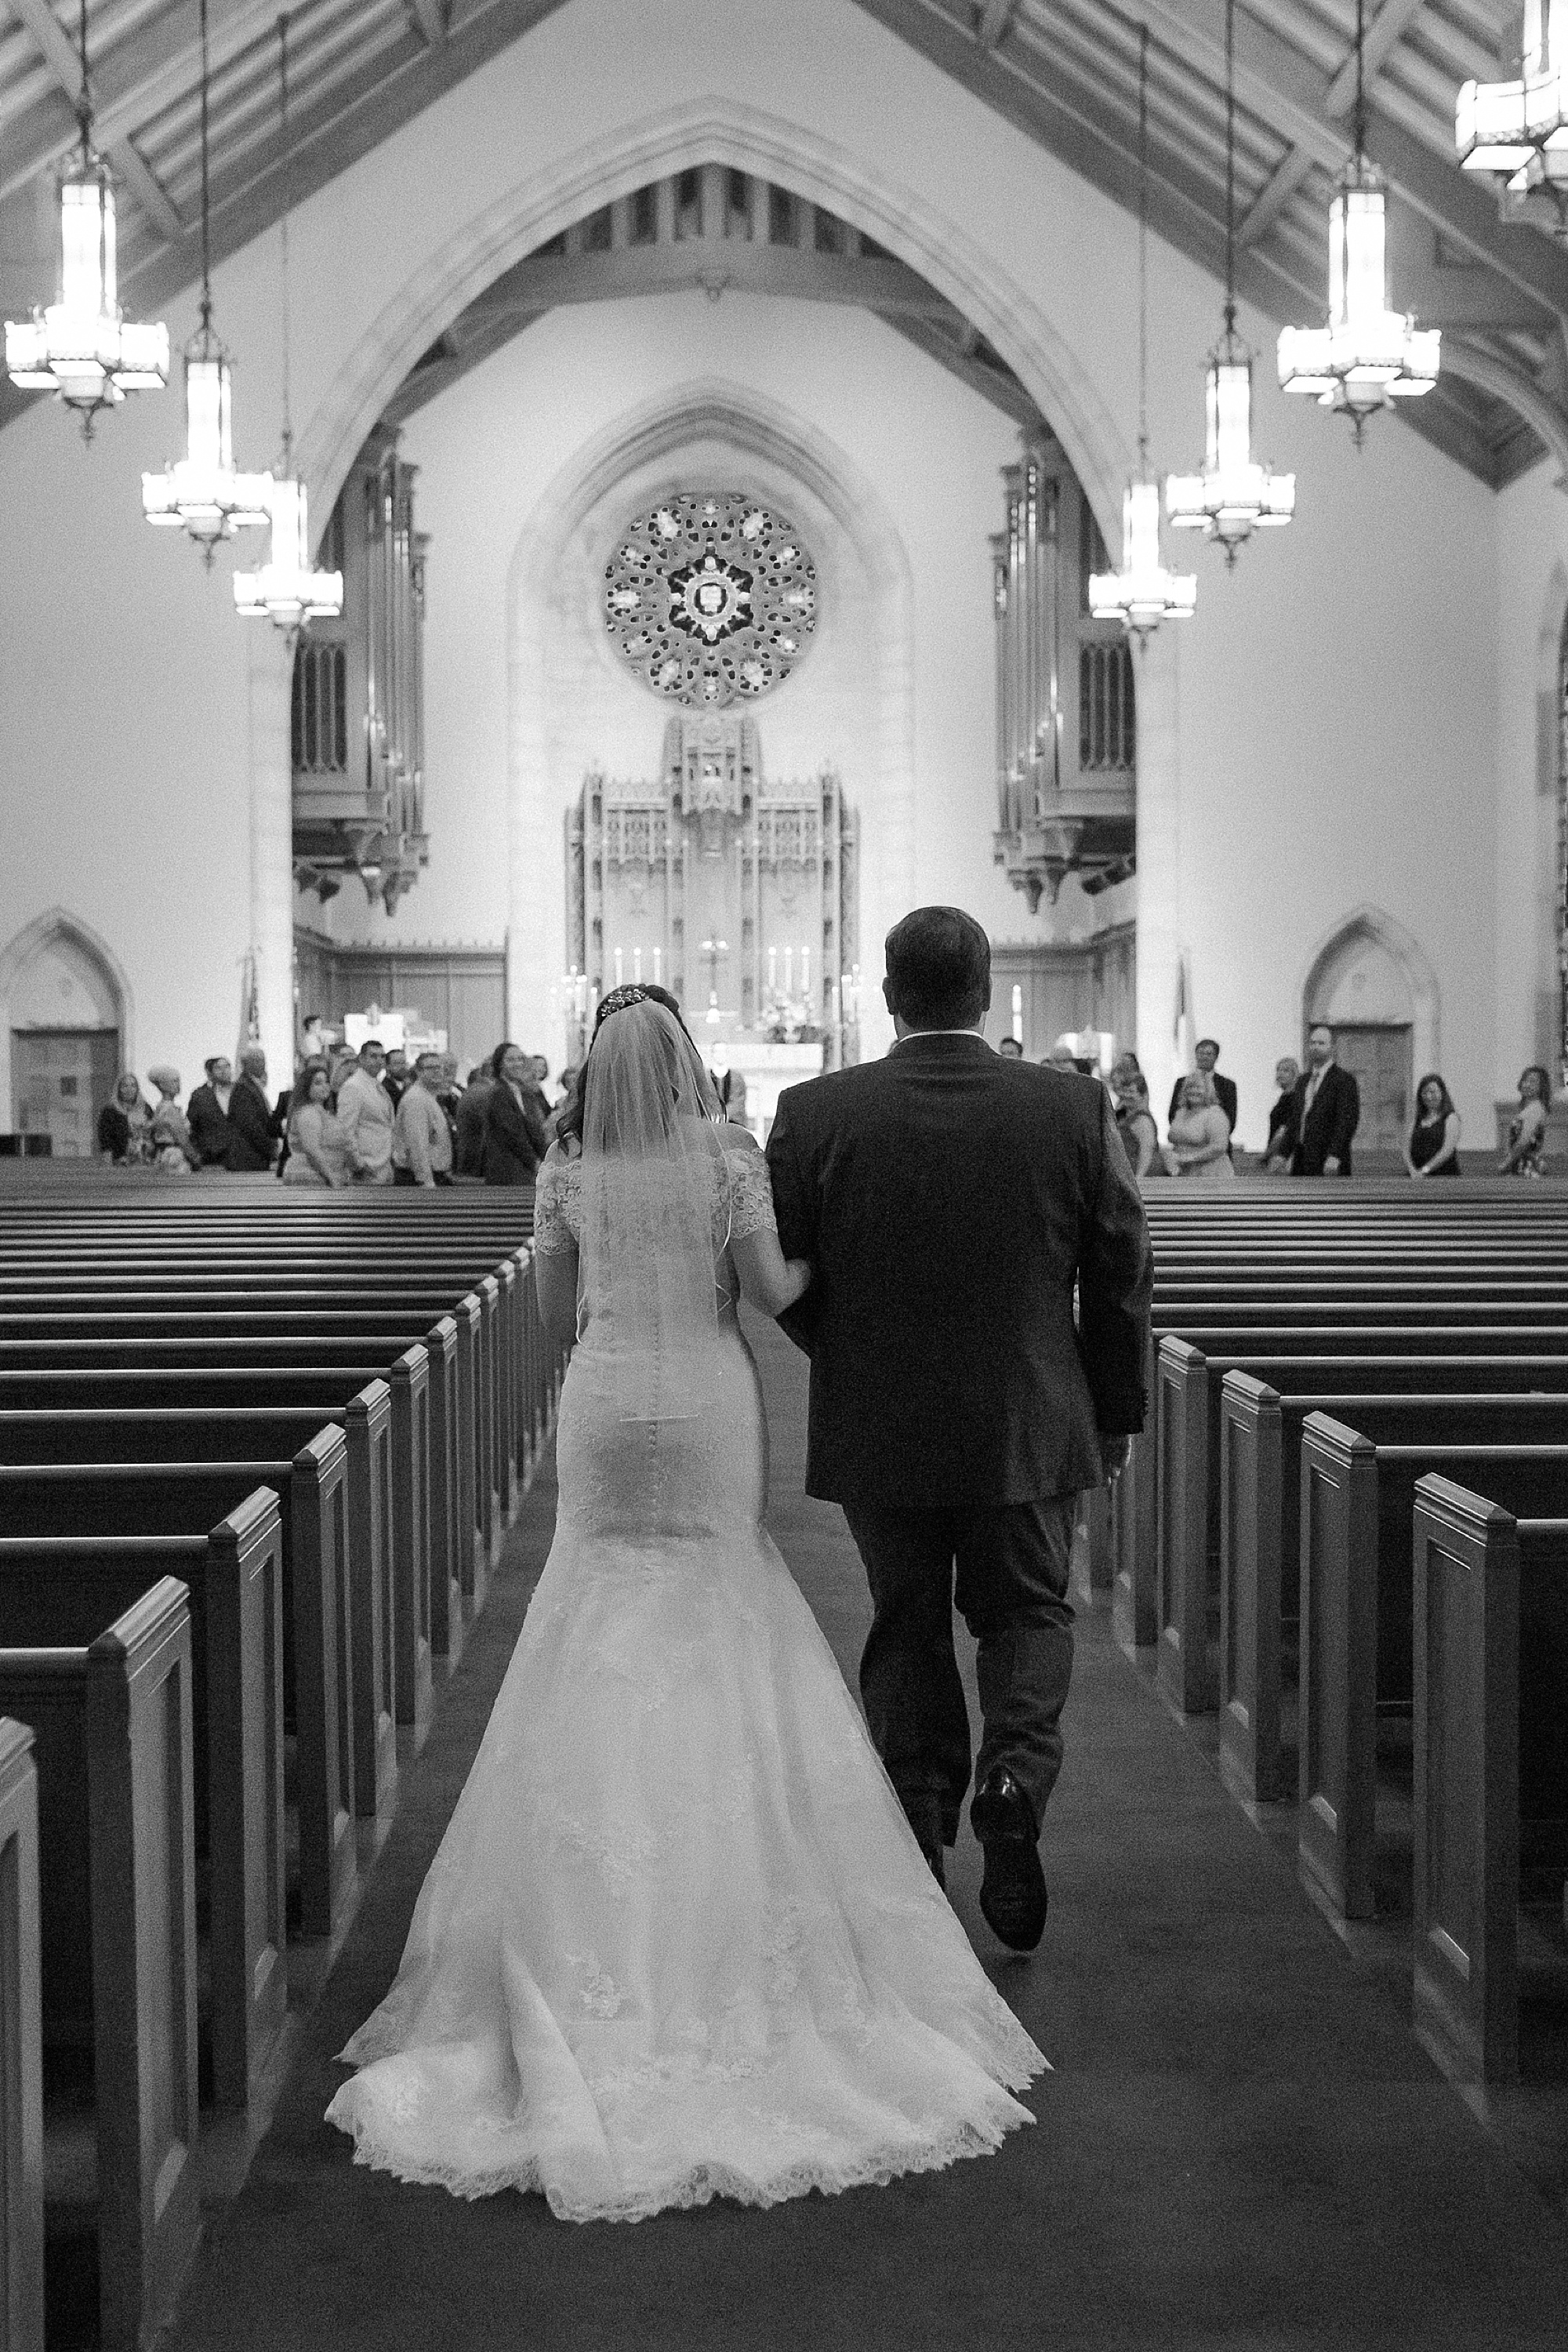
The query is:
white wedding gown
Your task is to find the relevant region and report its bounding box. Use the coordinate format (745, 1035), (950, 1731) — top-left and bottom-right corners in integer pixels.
(326, 1144), (1044, 2221)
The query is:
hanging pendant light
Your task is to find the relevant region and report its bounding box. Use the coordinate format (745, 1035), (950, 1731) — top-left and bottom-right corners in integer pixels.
(1278, 0), (1439, 440)
(1088, 25), (1196, 643)
(235, 14), (342, 633)
(1166, 0), (1294, 561)
(5, 0), (169, 437)
(1457, 3), (1568, 235)
(143, 0), (270, 559)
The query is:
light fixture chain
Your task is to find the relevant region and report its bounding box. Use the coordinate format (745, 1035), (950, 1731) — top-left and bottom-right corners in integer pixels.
(1224, 0), (1236, 330)
(1137, 21), (1149, 473)
(278, 11), (292, 466)
(199, 0), (212, 328)
(1354, 0), (1367, 162)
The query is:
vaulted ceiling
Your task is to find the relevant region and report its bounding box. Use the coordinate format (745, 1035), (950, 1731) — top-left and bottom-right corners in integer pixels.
(0, 0), (1559, 486)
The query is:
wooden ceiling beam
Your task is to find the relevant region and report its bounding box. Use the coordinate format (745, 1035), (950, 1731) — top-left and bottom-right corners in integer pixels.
(467, 239), (961, 323)
(407, 0), (452, 45)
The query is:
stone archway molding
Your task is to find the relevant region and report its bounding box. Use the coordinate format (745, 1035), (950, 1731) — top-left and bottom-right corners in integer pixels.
(504, 376), (915, 1047)
(0, 906), (134, 1131)
(1299, 903), (1440, 1080)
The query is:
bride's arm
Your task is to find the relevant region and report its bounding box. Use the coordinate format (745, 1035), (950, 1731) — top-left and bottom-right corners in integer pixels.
(731, 1226), (811, 1318)
(534, 1240), (579, 1354)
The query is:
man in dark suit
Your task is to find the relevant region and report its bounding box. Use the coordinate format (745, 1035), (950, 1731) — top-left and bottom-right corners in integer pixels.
(767, 906), (1153, 1952)
(226, 1044), (278, 1173)
(186, 1054), (234, 1168)
(1290, 1023), (1359, 1177)
(1168, 1037), (1236, 1138)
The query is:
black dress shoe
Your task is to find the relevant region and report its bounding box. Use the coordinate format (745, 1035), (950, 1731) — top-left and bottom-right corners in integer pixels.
(971, 1767), (1047, 1951)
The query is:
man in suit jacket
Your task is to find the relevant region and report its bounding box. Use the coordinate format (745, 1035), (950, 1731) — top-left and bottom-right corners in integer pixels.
(1290, 1024), (1360, 1177)
(186, 1055), (234, 1167)
(1168, 1037), (1237, 1137)
(225, 1045), (277, 1172)
(767, 906), (1153, 1951)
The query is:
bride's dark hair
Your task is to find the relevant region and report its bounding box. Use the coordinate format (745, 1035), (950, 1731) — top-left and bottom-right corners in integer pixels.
(552, 984), (704, 1152)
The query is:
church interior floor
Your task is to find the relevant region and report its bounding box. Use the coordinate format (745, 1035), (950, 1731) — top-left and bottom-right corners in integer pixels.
(160, 1312), (1568, 2352)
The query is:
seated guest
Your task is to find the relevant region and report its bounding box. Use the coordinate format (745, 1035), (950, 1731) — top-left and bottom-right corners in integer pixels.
(454, 1053), (497, 1180)
(1290, 1024), (1359, 1177)
(147, 1066), (198, 1172)
(282, 1062), (350, 1187)
(1499, 1064), (1552, 1178)
(1168, 1038), (1236, 1138)
(393, 1052), (455, 1187)
(97, 1072), (154, 1165)
(1264, 1057), (1301, 1171)
(1168, 1071), (1236, 1181)
(1406, 1073), (1462, 1178)
(187, 1055), (234, 1167)
(996, 1036), (1024, 1061)
(1110, 1061), (1162, 1179)
(484, 1041), (550, 1188)
(336, 1040), (396, 1185)
(226, 1044), (278, 1172)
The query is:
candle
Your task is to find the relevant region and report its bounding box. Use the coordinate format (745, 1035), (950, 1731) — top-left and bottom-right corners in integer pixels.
(588, 983), (599, 1021)
(784, 946), (793, 994)
(633, 946), (643, 983)
(614, 948), (624, 986)
(768, 947), (778, 993)
(801, 946), (811, 998)
(1011, 983), (1023, 1044)
(653, 946), (662, 985)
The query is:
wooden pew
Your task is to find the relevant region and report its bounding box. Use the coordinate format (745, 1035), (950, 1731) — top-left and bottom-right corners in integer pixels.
(1297, 1421), (1568, 1921)
(0, 1721), (43, 2352)
(0, 1498), (286, 2111)
(0, 1580), (201, 2352)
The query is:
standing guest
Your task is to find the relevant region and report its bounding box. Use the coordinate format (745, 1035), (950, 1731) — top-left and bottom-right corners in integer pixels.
(1499, 1065), (1552, 1178)
(300, 1013), (329, 1062)
(435, 1054), (463, 1151)
(283, 1062), (350, 1187)
(454, 1053), (497, 1181)
(1290, 1024), (1360, 1177)
(1043, 1042), (1078, 1072)
(382, 1047), (412, 1109)
(997, 1036), (1025, 1062)
(336, 1040), (397, 1185)
(1168, 1071), (1237, 1181)
(147, 1067), (198, 1172)
(97, 1073), (155, 1165)
(328, 1047), (359, 1106)
(187, 1055), (234, 1167)
(484, 1041), (550, 1188)
(1406, 1073), (1462, 1178)
(394, 1052), (456, 1187)
(227, 1045), (278, 1172)
(1168, 1038), (1237, 1138)
(1110, 1060), (1162, 1179)
(1264, 1057), (1301, 1171)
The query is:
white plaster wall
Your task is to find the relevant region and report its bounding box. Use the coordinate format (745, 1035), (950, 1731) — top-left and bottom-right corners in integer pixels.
(0, 0), (1512, 1138)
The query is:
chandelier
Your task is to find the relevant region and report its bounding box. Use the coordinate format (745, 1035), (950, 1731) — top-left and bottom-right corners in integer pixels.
(143, 0), (270, 558)
(1088, 25), (1196, 641)
(1166, 0), (1294, 561)
(1457, 3), (1568, 234)
(1278, 0), (1439, 438)
(234, 15), (341, 634)
(4, 1), (169, 436)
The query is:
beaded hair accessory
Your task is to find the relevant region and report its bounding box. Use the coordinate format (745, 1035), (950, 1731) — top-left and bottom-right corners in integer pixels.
(594, 984), (652, 1029)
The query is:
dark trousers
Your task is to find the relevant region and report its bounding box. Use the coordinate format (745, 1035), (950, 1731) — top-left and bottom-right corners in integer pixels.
(841, 1494), (1077, 1848)
(393, 1167), (452, 1186)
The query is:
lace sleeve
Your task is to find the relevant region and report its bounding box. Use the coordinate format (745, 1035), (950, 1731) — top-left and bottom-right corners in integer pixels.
(532, 1156), (578, 1254)
(725, 1145), (778, 1240)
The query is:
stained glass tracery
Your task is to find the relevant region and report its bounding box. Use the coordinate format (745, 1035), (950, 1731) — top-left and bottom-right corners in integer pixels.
(604, 493), (818, 708)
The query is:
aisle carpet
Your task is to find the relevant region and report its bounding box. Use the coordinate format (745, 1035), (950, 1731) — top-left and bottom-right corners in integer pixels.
(164, 1313), (1568, 2352)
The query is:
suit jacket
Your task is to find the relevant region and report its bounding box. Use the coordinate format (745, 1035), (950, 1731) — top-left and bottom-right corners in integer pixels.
(766, 1035), (1154, 1509)
(225, 1075), (276, 1172)
(1168, 1071), (1237, 1134)
(1265, 1088), (1299, 1163)
(454, 1079), (493, 1179)
(484, 1080), (549, 1186)
(1290, 1063), (1359, 1177)
(186, 1083), (232, 1167)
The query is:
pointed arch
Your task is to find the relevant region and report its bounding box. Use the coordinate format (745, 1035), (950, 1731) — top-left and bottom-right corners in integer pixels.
(0, 907), (133, 1133)
(1299, 905), (1439, 1078)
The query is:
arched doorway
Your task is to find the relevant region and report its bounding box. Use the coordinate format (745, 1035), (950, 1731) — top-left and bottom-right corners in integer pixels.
(1301, 908), (1439, 1163)
(0, 911), (130, 1156)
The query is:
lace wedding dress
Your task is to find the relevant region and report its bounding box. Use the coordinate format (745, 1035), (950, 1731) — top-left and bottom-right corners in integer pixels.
(326, 1136), (1044, 2221)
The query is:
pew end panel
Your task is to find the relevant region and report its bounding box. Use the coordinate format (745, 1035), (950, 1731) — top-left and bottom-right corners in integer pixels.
(1298, 1417), (1380, 1922)
(287, 1428), (356, 1943)
(0, 1722), (42, 2352)
(420, 1319), (462, 1670)
(1410, 1477), (1520, 2088)
(344, 1385), (397, 1828)
(387, 1348), (433, 1755)
(1219, 1375), (1285, 1804)
(1156, 1340), (1218, 1716)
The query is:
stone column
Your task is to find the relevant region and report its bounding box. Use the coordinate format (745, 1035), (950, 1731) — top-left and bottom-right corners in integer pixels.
(1133, 624), (1182, 1123)
(247, 626), (296, 1087)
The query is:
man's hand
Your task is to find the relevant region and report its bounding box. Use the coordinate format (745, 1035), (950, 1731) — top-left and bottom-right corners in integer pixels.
(1100, 1434), (1131, 1484)
(1323, 1155), (1341, 1175)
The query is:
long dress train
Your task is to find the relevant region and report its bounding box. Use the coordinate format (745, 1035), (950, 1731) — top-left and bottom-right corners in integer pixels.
(326, 1146), (1045, 2221)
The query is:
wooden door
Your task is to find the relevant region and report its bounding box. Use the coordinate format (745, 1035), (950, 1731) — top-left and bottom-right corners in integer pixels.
(1329, 1023), (1411, 1159)
(11, 1029), (119, 1156)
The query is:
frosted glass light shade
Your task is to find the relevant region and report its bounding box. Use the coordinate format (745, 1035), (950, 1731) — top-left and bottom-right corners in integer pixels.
(5, 156), (169, 423)
(1167, 343), (1295, 554)
(1087, 480), (1196, 638)
(234, 476), (343, 629)
(1457, 2), (1568, 181)
(1278, 162), (1439, 423)
(143, 337), (271, 547)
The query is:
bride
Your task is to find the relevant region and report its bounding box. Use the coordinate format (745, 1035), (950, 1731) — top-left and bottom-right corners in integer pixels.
(327, 985), (1044, 2220)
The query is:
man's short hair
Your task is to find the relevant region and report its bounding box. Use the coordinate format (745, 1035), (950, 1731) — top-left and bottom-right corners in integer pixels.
(238, 1043), (265, 1069)
(204, 1056), (225, 1078)
(884, 906), (991, 1030)
(1308, 1022), (1334, 1043)
(1196, 1036), (1221, 1055)
(997, 1036), (1024, 1058)
(416, 1051), (441, 1072)
(359, 1039), (384, 1059)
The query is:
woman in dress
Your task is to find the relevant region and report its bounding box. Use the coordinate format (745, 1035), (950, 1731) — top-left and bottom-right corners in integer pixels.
(1168, 1070), (1236, 1181)
(1405, 1073), (1461, 1179)
(146, 1066), (198, 1172)
(282, 1061), (350, 1187)
(1110, 1059), (1161, 1179)
(327, 985), (1043, 2219)
(97, 1073), (154, 1165)
(1499, 1065), (1551, 1178)
(1264, 1057), (1301, 1172)
(484, 1040), (550, 1188)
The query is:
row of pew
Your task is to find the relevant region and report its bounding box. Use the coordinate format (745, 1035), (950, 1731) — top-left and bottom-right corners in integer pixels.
(1106, 1181), (1568, 2092)
(0, 1185), (564, 2352)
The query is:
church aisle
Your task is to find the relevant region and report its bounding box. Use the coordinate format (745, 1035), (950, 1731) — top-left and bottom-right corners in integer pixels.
(163, 1312), (1568, 2352)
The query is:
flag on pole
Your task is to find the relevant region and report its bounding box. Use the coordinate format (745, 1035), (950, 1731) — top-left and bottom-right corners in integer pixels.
(1173, 949), (1194, 1073)
(237, 951), (260, 1068)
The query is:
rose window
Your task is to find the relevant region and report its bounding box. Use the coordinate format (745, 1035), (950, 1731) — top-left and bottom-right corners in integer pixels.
(603, 493), (818, 708)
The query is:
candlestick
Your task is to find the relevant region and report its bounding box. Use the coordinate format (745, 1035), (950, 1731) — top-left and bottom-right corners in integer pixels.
(653, 946), (662, 985)
(768, 947), (778, 993)
(801, 946), (811, 999)
(633, 946), (643, 983)
(784, 946), (793, 994)
(1011, 983), (1023, 1044)
(614, 948), (624, 987)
